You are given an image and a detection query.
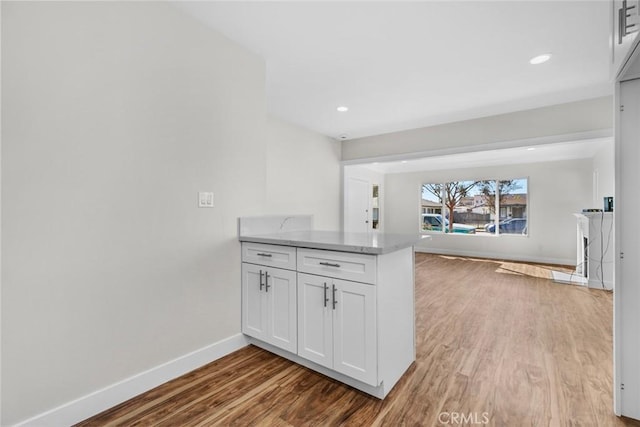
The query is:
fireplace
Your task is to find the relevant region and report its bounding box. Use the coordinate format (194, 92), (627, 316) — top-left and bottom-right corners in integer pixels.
(573, 212), (614, 289)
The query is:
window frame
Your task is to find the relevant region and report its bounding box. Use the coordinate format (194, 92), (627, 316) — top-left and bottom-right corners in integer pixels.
(419, 177), (529, 237)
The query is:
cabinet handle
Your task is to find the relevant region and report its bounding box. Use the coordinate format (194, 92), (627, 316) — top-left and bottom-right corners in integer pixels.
(265, 272), (270, 292)
(619, 5), (628, 44)
(332, 284), (337, 310)
(259, 270), (264, 291)
(323, 282), (329, 307)
(256, 253), (273, 257)
(319, 262), (341, 268)
(619, 0), (639, 44)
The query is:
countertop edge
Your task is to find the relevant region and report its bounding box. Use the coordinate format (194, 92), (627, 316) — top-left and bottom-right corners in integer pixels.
(238, 235), (416, 255)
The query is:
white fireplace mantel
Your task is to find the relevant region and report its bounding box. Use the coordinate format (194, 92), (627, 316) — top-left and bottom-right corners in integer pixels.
(573, 212), (614, 290)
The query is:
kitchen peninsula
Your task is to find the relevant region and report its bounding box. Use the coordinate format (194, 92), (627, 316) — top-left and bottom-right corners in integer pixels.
(238, 215), (421, 398)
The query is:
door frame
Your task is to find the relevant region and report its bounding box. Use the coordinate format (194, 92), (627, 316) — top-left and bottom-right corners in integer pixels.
(614, 27), (640, 415)
(344, 176), (371, 233)
(342, 165), (385, 233)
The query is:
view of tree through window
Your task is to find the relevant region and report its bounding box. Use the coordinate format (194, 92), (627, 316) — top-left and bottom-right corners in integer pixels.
(420, 178), (528, 235)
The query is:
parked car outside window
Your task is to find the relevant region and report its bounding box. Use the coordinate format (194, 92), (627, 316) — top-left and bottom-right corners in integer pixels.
(422, 214), (476, 234)
(484, 218), (527, 234)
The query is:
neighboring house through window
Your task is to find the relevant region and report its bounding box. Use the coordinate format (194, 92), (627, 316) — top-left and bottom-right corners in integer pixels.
(420, 178), (528, 235)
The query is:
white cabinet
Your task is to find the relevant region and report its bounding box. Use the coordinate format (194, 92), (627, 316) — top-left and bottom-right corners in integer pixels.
(242, 263), (267, 340)
(332, 277), (377, 385)
(242, 242), (297, 270)
(241, 262), (297, 353)
(240, 240), (415, 399)
(612, 0), (640, 77)
(297, 273), (333, 367)
(297, 273), (377, 386)
(297, 248), (377, 284)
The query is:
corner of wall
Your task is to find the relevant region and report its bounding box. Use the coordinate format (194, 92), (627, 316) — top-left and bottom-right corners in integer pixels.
(264, 115), (342, 230)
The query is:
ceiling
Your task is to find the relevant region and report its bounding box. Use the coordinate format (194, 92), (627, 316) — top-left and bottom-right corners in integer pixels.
(356, 137), (613, 174)
(174, 1), (613, 140)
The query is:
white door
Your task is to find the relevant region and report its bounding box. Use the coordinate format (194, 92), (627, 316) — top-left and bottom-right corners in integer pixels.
(297, 273), (333, 368)
(345, 177), (370, 233)
(619, 78), (640, 420)
(332, 278), (377, 386)
(241, 263), (267, 341)
(265, 267), (297, 353)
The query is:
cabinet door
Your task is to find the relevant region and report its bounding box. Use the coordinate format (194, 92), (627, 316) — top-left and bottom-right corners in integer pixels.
(241, 263), (267, 341)
(265, 267), (297, 353)
(297, 273), (333, 368)
(332, 278), (378, 386)
(619, 78), (640, 420)
(612, 0), (640, 77)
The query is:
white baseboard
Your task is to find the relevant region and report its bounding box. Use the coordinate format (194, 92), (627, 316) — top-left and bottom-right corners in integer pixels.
(416, 247), (574, 267)
(246, 337), (389, 399)
(14, 334), (249, 427)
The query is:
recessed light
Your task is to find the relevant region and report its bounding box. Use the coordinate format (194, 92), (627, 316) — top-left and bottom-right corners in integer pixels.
(529, 54), (552, 65)
(337, 106), (349, 112)
(401, 160), (408, 164)
(338, 134), (348, 140)
(527, 147), (536, 151)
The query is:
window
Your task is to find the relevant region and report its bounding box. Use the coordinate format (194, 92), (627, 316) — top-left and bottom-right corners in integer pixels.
(420, 178), (528, 235)
(372, 184), (380, 230)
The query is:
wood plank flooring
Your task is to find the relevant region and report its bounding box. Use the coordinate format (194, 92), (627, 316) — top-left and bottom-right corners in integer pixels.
(77, 253), (640, 426)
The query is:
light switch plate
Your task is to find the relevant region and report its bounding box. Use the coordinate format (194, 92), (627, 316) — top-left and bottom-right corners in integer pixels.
(198, 192), (214, 208)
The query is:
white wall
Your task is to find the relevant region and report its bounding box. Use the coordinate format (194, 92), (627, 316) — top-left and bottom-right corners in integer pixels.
(1, 2), (340, 425)
(343, 97), (613, 161)
(384, 159), (594, 265)
(265, 116), (341, 230)
(593, 139), (615, 206)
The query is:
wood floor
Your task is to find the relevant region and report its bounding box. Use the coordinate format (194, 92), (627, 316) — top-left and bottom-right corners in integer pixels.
(77, 253), (640, 426)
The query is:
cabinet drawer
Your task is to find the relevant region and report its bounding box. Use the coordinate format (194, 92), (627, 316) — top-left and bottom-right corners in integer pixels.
(242, 243), (297, 270)
(297, 248), (376, 284)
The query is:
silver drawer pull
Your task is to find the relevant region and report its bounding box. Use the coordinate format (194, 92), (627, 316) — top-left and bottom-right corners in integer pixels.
(256, 253), (273, 257)
(324, 282), (329, 307)
(332, 284), (337, 310)
(319, 262), (340, 268)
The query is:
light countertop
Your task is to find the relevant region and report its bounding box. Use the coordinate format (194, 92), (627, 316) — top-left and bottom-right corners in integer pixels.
(238, 230), (425, 255)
